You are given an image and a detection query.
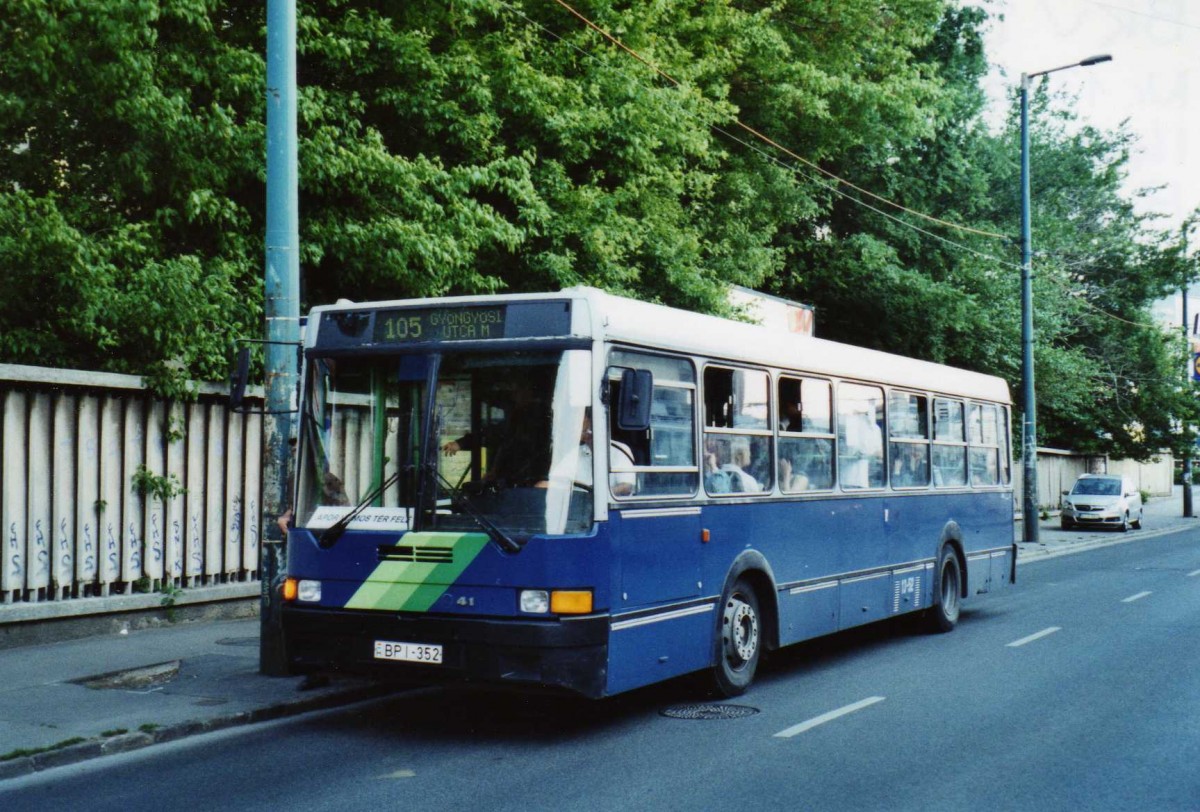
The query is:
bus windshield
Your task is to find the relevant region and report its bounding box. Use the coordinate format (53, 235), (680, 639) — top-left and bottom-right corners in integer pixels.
(296, 349), (594, 540)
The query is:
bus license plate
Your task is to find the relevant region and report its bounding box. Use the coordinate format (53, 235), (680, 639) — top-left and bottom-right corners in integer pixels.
(373, 640), (443, 665)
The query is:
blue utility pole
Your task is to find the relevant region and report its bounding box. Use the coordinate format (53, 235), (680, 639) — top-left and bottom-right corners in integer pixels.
(1018, 54), (1111, 544)
(1184, 220), (1195, 518)
(261, 0), (300, 675)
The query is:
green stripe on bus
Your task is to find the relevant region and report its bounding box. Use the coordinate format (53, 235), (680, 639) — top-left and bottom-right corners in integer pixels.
(343, 531), (490, 612)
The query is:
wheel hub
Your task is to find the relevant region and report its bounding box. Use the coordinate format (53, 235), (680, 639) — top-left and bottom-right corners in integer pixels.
(724, 597), (759, 665)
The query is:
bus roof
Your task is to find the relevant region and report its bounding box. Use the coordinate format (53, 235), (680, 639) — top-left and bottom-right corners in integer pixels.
(307, 286), (1011, 404)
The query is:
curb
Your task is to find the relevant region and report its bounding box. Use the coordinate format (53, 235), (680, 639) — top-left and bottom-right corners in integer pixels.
(0, 680), (399, 781)
(1017, 521), (1196, 564)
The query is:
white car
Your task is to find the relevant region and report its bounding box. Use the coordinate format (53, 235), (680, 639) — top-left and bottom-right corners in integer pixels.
(1060, 474), (1143, 531)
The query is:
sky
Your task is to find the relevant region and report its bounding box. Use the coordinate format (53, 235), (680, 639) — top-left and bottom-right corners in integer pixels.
(982, 0), (1200, 233)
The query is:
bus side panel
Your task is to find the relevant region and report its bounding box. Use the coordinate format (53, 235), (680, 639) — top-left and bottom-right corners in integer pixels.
(886, 490), (1014, 597)
(606, 606), (715, 696)
(610, 510), (702, 608)
(838, 572), (892, 630)
(777, 583), (839, 645)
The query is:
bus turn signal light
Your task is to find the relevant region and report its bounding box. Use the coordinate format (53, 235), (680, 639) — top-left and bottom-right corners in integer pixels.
(550, 590), (593, 614)
(283, 578), (298, 601)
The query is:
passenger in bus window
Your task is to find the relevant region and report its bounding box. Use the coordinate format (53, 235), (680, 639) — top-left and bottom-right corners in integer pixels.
(707, 438), (760, 492)
(779, 457), (808, 492)
(891, 443), (929, 488)
(779, 379), (804, 432)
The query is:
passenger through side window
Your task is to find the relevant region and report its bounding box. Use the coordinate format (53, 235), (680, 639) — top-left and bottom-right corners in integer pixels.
(704, 366), (772, 495)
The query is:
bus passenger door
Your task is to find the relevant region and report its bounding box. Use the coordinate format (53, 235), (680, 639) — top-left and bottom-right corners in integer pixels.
(612, 508), (702, 606)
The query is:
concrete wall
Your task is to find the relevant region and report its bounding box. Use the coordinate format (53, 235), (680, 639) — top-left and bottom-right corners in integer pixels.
(1013, 447), (1176, 512)
(1, 364), (264, 624)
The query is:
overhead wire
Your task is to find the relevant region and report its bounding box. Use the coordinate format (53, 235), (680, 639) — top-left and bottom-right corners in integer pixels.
(545, 0), (1011, 242)
(500, 0), (1170, 333)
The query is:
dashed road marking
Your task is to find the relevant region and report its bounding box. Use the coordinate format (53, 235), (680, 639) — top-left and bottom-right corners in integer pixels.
(1006, 626), (1061, 648)
(773, 696), (886, 738)
(1121, 591), (1153, 603)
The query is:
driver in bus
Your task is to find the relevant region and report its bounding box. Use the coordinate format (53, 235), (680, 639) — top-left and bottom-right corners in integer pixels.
(540, 409), (636, 495)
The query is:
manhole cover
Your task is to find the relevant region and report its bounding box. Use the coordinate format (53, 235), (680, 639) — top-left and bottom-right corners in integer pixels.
(660, 703), (759, 720)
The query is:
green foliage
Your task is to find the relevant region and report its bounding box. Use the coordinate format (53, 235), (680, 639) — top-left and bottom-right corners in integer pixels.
(160, 581), (184, 622)
(131, 465), (187, 502)
(0, 0), (1193, 459)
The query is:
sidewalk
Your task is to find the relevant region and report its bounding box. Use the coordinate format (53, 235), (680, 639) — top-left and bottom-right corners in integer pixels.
(0, 618), (394, 780)
(1016, 484), (1200, 561)
(2, 488), (1197, 780)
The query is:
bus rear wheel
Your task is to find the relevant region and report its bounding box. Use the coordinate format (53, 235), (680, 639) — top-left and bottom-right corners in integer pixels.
(926, 546), (962, 633)
(712, 579), (761, 697)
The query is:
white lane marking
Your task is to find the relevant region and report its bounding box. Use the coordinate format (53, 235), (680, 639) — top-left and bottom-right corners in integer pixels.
(773, 696), (886, 739)
(1188, 570), (1200, 578)
(1006, 626), (1061, 648)
(1122, 591), (1153, 603)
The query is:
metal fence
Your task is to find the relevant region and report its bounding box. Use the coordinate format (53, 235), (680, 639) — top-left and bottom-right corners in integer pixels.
(1, 364), (263, 606)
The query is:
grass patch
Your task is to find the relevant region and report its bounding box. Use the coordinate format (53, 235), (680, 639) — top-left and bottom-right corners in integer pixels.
(100, 728), (128, 737)
(1, 737), (88, 762)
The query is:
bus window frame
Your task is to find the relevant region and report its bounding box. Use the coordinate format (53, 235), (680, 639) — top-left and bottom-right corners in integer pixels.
(702, 363), (774, 497)
(931, 396), (968, 489)
(887, 389), (932, 490)
(776, 374), (835, 494)
(606, 348), (700, 501)
(835, 380), (887, 492)
(967, 401), (1004, 488)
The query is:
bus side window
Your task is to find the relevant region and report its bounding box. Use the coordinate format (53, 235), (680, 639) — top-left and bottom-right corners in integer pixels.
(967, 402), (1001, 486)
(888, 391), (930, 489)
(932, 398), (967, 487)
(777, 376), (834, 493)
(703, 366), (772, 495)
(837, 382), (885, 490)
(607, 351), (699, 498)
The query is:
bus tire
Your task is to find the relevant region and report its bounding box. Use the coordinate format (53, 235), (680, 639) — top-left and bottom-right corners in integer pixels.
(927, 546), (962, 634)
(712, 578), (761, 697)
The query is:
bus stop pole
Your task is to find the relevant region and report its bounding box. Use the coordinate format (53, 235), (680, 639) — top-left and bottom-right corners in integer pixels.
(261, 0), (301, 675)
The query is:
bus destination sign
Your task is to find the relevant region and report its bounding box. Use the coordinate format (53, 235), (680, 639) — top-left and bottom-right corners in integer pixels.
(374, 306), (506, 344)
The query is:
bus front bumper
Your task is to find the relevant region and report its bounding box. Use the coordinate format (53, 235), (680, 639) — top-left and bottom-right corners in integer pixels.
(282, 606), (610, 699)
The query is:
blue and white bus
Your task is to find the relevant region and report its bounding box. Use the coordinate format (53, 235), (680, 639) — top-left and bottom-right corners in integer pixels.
(280, 287), (1015, 697)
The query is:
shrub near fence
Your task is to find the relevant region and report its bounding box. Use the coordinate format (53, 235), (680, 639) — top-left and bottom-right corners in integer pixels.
(0, 364), (263, 609)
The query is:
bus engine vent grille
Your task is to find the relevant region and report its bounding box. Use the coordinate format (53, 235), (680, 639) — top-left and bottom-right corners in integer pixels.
(377, 545), (454, 564)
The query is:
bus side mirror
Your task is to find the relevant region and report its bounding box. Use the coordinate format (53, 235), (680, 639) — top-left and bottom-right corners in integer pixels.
(230, 347), (251, 413)
(618, 369), (653, 432)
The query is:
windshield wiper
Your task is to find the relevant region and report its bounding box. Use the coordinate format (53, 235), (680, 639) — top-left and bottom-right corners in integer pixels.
(430, 466), (524, 554)
(317, 469), (403, 549)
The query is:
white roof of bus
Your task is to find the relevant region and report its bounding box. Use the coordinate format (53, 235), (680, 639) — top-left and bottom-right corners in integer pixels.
(308, 286), (1010, 404)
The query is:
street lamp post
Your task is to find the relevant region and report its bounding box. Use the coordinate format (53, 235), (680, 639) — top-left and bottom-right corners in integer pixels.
(1019, 54), (1112, 544)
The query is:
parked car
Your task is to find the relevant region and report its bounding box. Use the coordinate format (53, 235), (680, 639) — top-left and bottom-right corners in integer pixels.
(1060, 474), (1143, 531)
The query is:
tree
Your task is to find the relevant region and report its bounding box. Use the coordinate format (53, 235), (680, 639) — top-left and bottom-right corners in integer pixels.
(1, 1), (1193, 459)
(0, 1), (264, 391)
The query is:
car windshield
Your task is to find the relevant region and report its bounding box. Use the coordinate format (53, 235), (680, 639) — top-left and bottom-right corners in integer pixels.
(1071, 478), (1121, 496)
(295, 349), (594, 539)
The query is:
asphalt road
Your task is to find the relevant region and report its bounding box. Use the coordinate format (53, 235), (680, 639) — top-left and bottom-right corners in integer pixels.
(5, 530), (1200, 811)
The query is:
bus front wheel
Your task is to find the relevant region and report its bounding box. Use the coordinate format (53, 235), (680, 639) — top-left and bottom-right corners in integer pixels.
(712, 578), (761, 697)
(927, 546), (962, 633)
